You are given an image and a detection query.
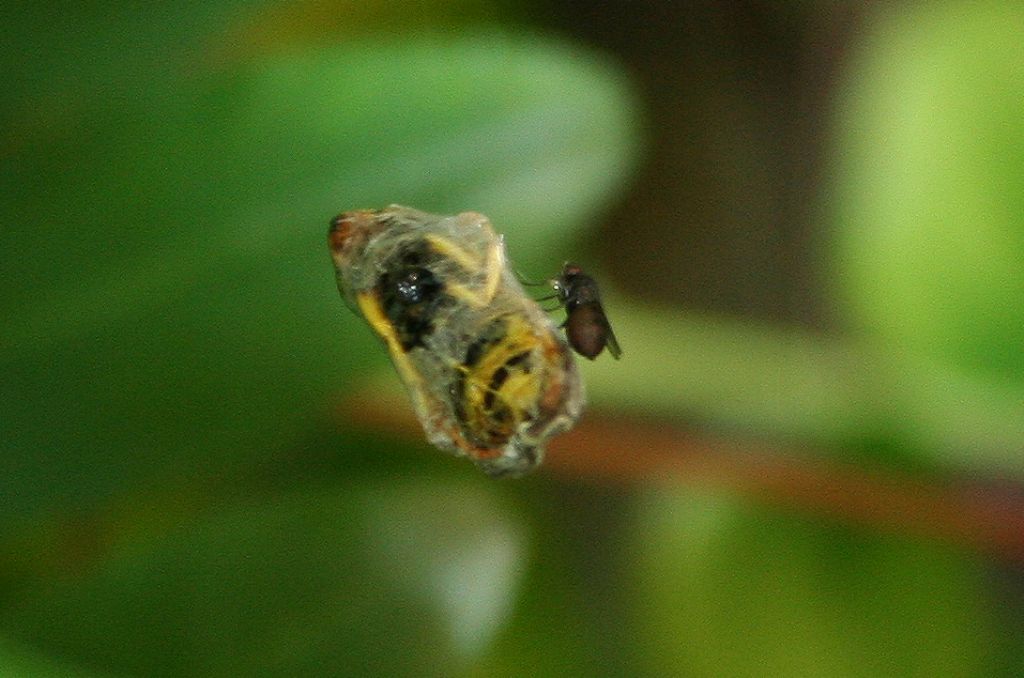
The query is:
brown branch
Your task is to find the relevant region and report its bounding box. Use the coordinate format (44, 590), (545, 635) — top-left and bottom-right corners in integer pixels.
(337, 386), (1024, 564)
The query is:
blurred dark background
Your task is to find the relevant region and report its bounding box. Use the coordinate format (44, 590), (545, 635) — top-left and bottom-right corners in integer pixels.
(544, 0), (858, 325)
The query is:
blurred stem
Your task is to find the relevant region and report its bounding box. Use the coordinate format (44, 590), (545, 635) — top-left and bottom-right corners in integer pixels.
(338, 381), (1024, 565)
(581, 302), (1024, 475)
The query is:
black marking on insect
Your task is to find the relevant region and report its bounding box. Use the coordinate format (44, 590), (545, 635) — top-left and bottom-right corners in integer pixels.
(450, 316), (542, 447)
(376, 242), (450, 351)
(452, 318), (505, 437)
(329, 206), (585, 477)
(549, 263), (621, 360)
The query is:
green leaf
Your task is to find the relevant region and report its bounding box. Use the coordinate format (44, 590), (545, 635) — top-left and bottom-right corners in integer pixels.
(831, 2), (1024, 382)
(0, 636), (111, 678)
(580, 301), (1024, 475)
(1, 479), (527, 677)
(0, 33), (639, 519)
(632, 488), (999, 677)
(472, 483), (629, 677)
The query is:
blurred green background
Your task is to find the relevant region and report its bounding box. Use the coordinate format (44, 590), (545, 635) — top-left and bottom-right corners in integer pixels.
(2, 1), (1023, 676)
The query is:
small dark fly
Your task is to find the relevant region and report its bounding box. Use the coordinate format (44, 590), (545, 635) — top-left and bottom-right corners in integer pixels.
(548, 263), (622, 361)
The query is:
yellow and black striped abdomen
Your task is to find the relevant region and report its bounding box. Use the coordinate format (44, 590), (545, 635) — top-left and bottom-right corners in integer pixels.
(330, 205), (583, 477)
(454, 313), (548, 448)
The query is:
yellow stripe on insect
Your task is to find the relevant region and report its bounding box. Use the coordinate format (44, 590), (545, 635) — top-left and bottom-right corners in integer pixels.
(328, 205), (583, 477)
(424, 233), (481, 272)
(459, 314), (543, 437)
(424, 234), (504, 308)
(356, 291), (430, 407)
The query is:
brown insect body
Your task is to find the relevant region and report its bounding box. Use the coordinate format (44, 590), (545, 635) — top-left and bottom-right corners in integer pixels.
(552, 263), (621, 360)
